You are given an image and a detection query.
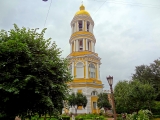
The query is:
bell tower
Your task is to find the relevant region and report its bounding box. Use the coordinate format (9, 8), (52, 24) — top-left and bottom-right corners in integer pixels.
(67, 4), (103, 114)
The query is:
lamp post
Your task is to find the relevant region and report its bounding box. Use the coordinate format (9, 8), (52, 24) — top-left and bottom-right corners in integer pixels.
(106, 75), (117, 120)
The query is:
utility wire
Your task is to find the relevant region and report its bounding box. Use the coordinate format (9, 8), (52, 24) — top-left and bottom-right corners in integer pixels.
(44, 0), (52, 28)
(92, 0), (107, 16)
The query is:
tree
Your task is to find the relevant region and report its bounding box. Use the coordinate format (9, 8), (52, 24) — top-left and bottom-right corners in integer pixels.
(68, 92), (87, 114)
(114, 81), (132, 113)
(132, 59), (160, 100)
(128, 80), (156, 113)
(114, 80), (156, 114)
(0, 24), (72, 119)
(97, 93), (111, 113)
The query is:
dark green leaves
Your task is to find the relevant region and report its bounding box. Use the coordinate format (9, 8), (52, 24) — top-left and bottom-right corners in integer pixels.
(0, 24), (72, 119)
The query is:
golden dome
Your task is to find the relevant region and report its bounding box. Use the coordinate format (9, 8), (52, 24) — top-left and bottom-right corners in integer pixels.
(75, 4), (90, 16)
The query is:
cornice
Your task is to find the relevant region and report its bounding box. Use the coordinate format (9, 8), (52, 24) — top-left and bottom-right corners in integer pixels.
(69, 31), (96, 43)
(67, 53), (101, 64)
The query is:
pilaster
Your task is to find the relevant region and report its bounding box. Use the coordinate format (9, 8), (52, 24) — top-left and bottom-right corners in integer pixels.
(85, 61), (88, 78)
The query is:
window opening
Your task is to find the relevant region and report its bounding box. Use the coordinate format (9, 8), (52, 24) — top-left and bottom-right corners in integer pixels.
(89, 63), (95, 78)
(93, 102), (96, 109)
(87, 21), (90, 32)
(78, 20), (83, 31)
(88, 41), (91, 51)
(79, 39), (83, 51)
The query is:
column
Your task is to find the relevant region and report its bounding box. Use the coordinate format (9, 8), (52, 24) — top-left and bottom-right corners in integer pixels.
(91, 41), (93, 52)
(71, 26), (73, 34)
(72, 62), (74, 77)
(70, 43), (72, 53)
(76, 40), (79, 51)
(97, 64), (99, 80)
(85, 61), (88, 78)
(83, 39), (85, 51)
(90, 24), (92, 33)
(86, 39), (88, 50)
(92, 42), (94, 52)
(74, 23), (76, 33)
(91, 25), (93, 33)
(74, 40), (76, 51)
(85, 21), (87, 31)
(89, 24), (91, 32)
(77, 21), (79, 32)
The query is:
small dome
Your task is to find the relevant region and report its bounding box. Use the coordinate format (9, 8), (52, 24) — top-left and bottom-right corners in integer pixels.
(75, 4), (90, 16)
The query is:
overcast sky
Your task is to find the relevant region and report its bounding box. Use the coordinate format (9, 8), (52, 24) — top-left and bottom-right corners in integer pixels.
(1, 0), (160, 90)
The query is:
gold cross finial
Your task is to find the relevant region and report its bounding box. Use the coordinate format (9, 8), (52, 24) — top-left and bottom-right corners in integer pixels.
(82, 1), (83, 4)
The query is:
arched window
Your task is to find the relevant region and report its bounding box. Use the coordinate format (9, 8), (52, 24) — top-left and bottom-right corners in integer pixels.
(89, 63), (95, 78)
(69, 64), (72, 75)
(76, 62), (84, 78)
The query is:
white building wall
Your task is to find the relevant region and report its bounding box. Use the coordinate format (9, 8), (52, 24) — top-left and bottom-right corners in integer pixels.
(68, 87), (103, 114)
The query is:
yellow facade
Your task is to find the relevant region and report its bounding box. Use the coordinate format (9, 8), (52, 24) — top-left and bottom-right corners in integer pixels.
(67, 4), (103, 114)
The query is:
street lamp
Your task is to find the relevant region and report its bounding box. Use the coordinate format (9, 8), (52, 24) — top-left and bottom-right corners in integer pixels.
(106, 75), (117, 120)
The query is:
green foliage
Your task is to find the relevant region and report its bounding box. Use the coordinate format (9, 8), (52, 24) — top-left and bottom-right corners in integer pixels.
(132, 59), (160, 101)
(114, 80), (156, 114)
(97, 93), (111, 112)
(59, 116), (70, 120)
(68, 92), (88, 114)
(126, 109), (152, 120)
(128, 80), (156, 112)
(114, 80), (131, 113)
(75, 114), (105, 120)
(151, 101), (160, 115)
(153, 115), (160, 118)
(0, 24), (72, 119)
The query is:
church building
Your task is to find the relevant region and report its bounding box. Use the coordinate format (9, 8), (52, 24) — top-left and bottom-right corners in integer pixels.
(67, 4), (104, 114)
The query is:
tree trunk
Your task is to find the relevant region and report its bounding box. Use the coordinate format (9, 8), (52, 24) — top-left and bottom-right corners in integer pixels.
(44, 114), (46, 120)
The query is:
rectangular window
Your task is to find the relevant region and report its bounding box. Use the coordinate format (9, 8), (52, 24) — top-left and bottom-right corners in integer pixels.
(93, 102), (96, 109)
(79, 40), (83, 51)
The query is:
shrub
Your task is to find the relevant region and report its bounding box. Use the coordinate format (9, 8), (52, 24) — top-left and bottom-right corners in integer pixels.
(75, 114), (105, 120)
(153, 115), (160, 118)
(126, 110), (152, 120)
(61, 116), (70, 120)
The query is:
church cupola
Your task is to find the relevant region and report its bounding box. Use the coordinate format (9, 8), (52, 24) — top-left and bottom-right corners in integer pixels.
(69, 4), (96, 54)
